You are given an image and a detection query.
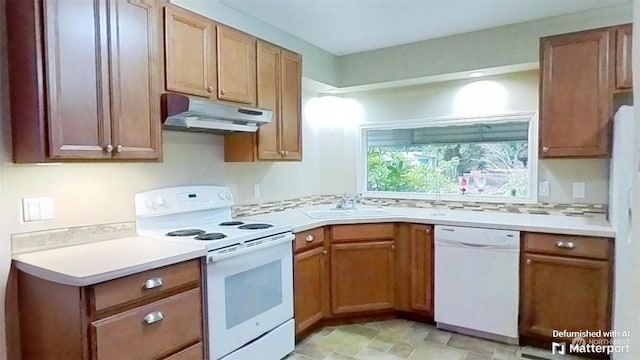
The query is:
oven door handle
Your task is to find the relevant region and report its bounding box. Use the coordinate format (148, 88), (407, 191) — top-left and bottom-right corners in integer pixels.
(207, 233), (295, 263)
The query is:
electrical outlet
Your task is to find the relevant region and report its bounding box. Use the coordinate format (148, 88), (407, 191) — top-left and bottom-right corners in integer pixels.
(538, 181), (550, 197)
(253, 184), (260, 199)
(572, 182), (586, 199)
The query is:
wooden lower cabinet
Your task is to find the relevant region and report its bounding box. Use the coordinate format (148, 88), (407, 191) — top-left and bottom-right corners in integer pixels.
(520, 233), (612, 341)
(409, 224), (433, 314)
(330, 240), (395, 314)
(17, 259), (205, 359)
(294, 245), (328, 335)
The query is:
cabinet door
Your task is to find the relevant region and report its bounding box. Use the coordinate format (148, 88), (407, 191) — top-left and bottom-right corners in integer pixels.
(280, 49), (302, 160)
(256, 41), (282, 160)
(616, 25), (632, 90)
(409, 224), (433, 314)
(540, 29), (613, 157)
(109, 0), (161, 159)
(217, 25), (256, 104)
(44, 0), (112, 159)
(520, 254), (611, 339)
(164, 5), (216, 98)
(330, 241), (395, 314)
(294, 246), (327, 335)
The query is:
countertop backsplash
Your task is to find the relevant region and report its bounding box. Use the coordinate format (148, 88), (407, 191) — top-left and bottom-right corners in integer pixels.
(231, 194), (607, 218)
(10, 195), (606, 255)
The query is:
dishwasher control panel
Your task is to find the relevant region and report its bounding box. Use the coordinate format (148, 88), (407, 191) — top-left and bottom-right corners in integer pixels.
(435, 225), (520, 249)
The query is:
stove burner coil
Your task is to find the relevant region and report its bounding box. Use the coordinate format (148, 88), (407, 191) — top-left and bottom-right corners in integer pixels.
(194, 233), (228, 241)
(219, 221), (245, 226)
(166, 229), (206, 237)
(238, 223), (274, 230)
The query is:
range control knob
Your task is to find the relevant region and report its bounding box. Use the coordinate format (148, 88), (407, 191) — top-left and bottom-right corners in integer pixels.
(225, 192), (232, 200)
(154, 197), (165, 207)
(218, 192), (226, 200)
(146, 199), (155, 210)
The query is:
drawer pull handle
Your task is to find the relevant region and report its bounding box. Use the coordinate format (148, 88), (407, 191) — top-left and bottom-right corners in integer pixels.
(142, 277), (164, 290)
(143, 311), (164, 325)
(556, 241), (576, 249)
(305, 235), (315, 242)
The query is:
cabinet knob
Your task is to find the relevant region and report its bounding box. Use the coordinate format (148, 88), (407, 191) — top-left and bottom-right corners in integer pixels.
(207, 86), (214, 93)
(279, 150), (285, 156)
(284, 150), (289, 156)
(305, 235), (315, 242)
(116, 144), (123, 153)
(425, 228), (431, 234)
(142, 311), (164, 325)
(526, 259), (532, 264)
(104, 144), (113, 153)
(323, 250), (327, 254)
(142, 277), (164, 290)
(221, 88), (227, 95)
(391, 245), (395, 250)
(542, 146), (550, 153)
(555, 241), (576, 249)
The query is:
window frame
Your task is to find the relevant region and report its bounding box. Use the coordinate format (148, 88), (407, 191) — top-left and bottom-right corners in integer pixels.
(356, 112), (539, 204)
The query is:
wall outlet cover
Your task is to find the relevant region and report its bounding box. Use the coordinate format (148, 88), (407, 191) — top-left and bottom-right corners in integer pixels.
(572, 182), (586, 199)
(538, 181), (550, 197)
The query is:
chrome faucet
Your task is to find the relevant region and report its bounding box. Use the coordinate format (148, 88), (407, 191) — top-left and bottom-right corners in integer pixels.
(335, 193), (362, 210)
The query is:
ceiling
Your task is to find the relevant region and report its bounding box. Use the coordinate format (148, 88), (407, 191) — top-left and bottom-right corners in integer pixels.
(220, 0), (630, 55)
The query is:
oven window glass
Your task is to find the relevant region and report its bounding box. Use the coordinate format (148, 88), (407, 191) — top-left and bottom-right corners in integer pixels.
(225, 260), (283, 329)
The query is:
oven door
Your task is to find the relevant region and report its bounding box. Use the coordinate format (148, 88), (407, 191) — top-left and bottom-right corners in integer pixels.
(207, 235), (294, 360)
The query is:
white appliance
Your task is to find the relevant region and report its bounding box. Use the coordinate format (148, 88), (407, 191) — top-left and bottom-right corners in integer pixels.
(135, 186), (295, 360)
(609, 105), (634, 359)
(434, 225), (520, 344)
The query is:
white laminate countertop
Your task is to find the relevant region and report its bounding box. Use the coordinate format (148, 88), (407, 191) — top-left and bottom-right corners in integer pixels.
(241, 205), (615, 238)
(12, 237), (207, 287)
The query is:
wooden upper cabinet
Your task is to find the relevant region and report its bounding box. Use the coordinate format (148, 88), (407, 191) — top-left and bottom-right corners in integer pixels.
(280, 49), (303, 160)
(164, 4), (216, 98)
(616, 24), (632, 90)
(109, 0), (162, 159)
(217, 25), (257, 105)
(225, 41), (303, 162)
(539, 28), (613, 158)
(44, 0), (112, 159)
(6, 0), (163, 162)
(256, 41), (282, 160)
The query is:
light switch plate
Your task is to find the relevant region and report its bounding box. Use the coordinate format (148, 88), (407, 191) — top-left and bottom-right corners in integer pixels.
(253, 184), (260, 199)
(538, 181), (550, 197)
(22, 197), (54, 222)
(572, 182), (586, 199)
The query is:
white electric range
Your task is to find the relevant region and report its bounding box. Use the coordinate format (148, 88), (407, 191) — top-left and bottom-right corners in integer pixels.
(135, 185), (295, 360)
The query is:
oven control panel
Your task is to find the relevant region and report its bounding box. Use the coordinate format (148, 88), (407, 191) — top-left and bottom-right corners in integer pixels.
(135, 185), (234, 217)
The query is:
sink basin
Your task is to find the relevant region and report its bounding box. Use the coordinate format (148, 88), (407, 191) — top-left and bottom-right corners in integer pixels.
(303, 208), (394, 219)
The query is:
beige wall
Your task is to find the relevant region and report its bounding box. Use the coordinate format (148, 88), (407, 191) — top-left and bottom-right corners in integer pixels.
(339, 4), (632, 87)
(343, 71), (610, 204)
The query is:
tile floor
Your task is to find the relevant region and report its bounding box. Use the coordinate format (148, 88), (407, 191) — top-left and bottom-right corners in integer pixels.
(288, 319), (586, 360)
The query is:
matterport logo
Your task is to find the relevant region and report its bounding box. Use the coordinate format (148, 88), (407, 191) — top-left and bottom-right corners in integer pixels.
(551, 330), (631, 355)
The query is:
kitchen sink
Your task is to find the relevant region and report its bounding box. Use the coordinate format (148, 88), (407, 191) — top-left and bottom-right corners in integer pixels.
(303, 208), (395, 219)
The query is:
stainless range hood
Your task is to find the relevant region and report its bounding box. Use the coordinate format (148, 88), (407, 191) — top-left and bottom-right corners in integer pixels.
(161, 93), (272, 133)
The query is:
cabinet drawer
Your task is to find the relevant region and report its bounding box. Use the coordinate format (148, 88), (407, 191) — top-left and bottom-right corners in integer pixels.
(295, 228), (324, 251)
(90, 259), (201, 313)
(524, 233), (612, 260)
(332, 224), (395, 242)
(165, 342), (204, 360)
(91, 288), (203, 360)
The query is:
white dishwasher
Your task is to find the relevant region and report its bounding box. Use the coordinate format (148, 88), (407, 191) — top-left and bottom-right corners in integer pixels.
(434, 225), (520, 344)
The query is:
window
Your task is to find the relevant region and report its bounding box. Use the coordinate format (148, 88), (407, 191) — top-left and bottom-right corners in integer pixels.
(358, 113), (538, 203)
